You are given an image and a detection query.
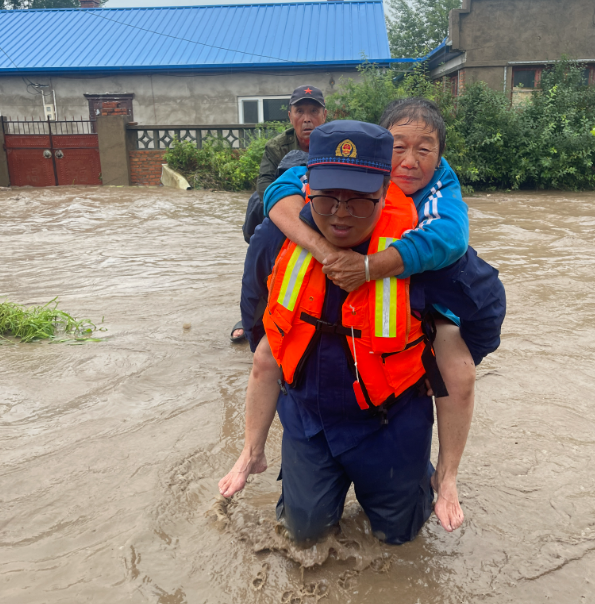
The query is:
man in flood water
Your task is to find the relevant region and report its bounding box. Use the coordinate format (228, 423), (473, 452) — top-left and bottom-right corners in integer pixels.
(232, 85), (327, 342)
(227, 121), (505, 544)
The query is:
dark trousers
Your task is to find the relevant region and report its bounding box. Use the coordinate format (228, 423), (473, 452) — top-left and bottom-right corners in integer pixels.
(276, 395), (435, 545)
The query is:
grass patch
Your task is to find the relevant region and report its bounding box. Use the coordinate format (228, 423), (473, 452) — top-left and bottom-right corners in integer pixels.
(0, 298), (105, 344)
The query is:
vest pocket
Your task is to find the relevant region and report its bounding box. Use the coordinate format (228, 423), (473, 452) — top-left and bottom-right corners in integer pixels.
(382, 344), (426, 393)
(270, 310), (293, 338)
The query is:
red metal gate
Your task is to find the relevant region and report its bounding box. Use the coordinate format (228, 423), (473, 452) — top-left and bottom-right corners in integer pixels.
(2, 118), (102, 187)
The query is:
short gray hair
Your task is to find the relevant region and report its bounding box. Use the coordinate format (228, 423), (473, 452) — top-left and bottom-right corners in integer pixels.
(379, 97), (446, 157)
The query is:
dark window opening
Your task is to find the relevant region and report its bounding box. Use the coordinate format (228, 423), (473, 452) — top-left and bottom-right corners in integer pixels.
(449, 73), (459, 97)
(242, 100), (259, 123)
(513, 69), (537, 89)
(263, 98), (289, 122)
(580, 67), (592, 86)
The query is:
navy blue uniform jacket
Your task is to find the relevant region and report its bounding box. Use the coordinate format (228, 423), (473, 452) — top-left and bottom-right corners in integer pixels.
(240, 204), (506, 457)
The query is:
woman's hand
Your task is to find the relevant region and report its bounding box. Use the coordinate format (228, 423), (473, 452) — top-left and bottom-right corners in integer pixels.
(322, 250), (366, 292)
(322, 246), (405, 291)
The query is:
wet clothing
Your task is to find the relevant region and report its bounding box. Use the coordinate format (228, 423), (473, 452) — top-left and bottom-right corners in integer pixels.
(242, 191), (263, 244)
(242, 201), (504, 445)
(263, 186), (427, 408)
(277, 395), (434, 544)
(240, 203), (505, 544)
(263, 158), (469, 278)
(256, 127), (303, 202)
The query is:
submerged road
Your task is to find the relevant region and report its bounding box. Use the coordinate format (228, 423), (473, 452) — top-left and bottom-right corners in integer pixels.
(0, 186), (594, 603)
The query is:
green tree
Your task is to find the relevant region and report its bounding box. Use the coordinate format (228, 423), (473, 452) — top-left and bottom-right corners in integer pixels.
(386, 0), (461, 58)
(325, 62), (403, 124)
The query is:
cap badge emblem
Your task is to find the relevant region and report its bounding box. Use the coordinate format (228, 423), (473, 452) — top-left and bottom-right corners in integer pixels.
(336, 139), (357, 158)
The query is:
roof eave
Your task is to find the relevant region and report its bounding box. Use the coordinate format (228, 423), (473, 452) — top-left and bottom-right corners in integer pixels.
(0, 58), (397, 75)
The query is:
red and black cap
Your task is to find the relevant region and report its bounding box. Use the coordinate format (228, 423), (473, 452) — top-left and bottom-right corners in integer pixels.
(289, 85), (325, 107)
(307, 120), (393, 193)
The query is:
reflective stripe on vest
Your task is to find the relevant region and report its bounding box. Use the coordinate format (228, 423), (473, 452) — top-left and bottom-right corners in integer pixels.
(264, 183), (425, 407)
(375, 236), (398, 338)
(277, 245), (313, 311)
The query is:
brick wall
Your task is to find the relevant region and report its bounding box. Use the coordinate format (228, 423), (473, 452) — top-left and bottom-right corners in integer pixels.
(129, 150), (167, 186)
(100, 101), (129, 117)
(458, 69), (466, 92)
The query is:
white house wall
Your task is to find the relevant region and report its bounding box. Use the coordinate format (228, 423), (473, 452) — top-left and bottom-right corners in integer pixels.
(0, 70), (359, 124)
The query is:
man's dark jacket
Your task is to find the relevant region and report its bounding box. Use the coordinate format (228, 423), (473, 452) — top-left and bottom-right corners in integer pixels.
(244, 150), (308, 243)
(256, 127), (301, 202)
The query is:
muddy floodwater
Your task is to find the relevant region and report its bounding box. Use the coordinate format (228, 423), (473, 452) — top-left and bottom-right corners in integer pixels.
(1, 185), (595, 603)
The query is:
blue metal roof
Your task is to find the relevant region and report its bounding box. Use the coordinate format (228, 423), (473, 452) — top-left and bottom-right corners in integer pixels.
(0, 1), (391, 74)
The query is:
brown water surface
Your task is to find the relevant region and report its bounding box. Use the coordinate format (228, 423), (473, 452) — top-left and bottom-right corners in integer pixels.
(1, 186), (594, 603)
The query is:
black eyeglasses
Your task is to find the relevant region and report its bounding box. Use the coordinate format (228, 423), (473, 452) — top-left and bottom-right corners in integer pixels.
(307, 195), (381, 219)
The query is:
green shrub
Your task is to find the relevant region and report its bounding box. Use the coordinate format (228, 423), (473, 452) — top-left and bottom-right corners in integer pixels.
(164, 123), (287, 191)
(447, 82), (523, 189)
(325, 59), (595, 191)
(515, 61), (595, 190)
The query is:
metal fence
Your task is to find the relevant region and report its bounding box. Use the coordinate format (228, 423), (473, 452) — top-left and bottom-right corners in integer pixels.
(127, 124), (262, 150)
(2, 117), (95, 136)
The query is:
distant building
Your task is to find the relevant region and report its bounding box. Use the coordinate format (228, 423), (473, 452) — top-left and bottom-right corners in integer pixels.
(0, 1), (392, 124)
(428, 0), (595, 102)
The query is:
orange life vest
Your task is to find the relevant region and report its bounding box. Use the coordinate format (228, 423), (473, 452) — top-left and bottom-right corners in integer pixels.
(263, 183), (427, 410)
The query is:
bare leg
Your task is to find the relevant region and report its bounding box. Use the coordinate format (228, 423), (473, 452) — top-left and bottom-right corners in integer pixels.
(431, 319), (475, 532)
(218, 336), (281, 497)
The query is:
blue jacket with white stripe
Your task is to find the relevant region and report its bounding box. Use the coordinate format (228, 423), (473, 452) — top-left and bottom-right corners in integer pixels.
(263, 158), (469, 278)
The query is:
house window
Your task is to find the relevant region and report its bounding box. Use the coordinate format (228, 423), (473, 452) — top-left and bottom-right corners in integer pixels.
(449, 73), (459, 97)
(512, 68), (542, 89)
(242, 100), (259, 123)
(580, 66), (595, 86)
(511, 67), (544, 106)
(239, 97), (290, 124)
(513, 69), (535, 89)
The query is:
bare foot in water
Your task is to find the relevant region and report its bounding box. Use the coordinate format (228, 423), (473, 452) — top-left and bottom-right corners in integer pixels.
(218, 449), (267, 498)
(431, 471), (464, 532)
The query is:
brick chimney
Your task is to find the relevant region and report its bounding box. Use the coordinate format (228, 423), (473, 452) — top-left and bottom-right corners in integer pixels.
(80, 0), (100, 7)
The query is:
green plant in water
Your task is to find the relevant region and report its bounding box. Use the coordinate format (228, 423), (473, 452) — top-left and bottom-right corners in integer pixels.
(164, 122), (287, 191)
(0, 298), (104, 344)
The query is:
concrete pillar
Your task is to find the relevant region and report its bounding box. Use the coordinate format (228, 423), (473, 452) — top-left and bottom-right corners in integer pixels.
(0, 118), (10, 187)
(96, 115), (132, 186)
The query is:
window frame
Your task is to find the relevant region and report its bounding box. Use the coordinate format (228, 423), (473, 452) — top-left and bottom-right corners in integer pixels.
(238, 96), (291, 124)
(449, 73), (459, 97)
(512, 67), (543, 90)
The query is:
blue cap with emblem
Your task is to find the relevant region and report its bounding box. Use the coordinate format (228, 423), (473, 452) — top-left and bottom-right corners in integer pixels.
(307, 120), (393, 193)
